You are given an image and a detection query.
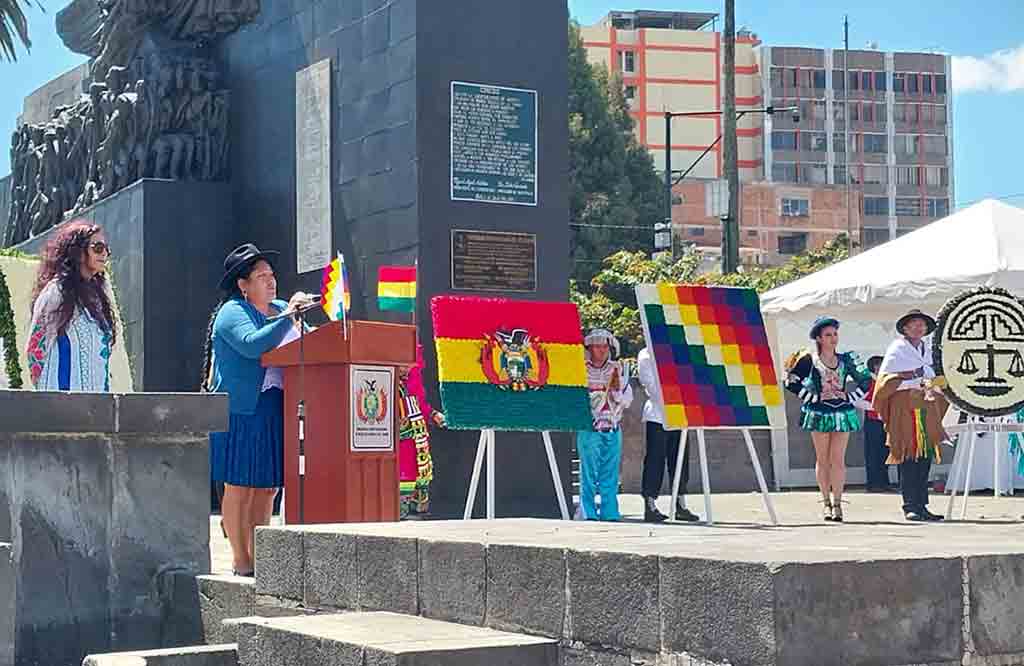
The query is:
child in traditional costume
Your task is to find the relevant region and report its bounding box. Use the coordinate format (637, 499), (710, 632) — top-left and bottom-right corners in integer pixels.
(784, 317), (873, 521)
(577, 328), (633, 521)
(872, 309), (949, 522)
(398, 345), (445, 519)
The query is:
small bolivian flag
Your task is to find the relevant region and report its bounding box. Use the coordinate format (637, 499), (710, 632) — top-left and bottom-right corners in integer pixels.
(378, 265), (416, 312)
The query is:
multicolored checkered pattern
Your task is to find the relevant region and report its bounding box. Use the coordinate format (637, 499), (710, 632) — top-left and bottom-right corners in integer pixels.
(636, 284), (786, 430)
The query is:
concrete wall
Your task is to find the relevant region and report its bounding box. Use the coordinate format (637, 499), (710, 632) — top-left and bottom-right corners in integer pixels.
(0, 390), (227, 666)
(219, 0), (574, 518)
(17, 62), (90, 126)
(0, 543), (12, 666)
(14, 180), (235, 391)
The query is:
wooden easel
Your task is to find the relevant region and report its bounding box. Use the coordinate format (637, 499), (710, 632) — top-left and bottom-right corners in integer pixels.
(463, 429), (570, 520)
(668, 427), (778, 525)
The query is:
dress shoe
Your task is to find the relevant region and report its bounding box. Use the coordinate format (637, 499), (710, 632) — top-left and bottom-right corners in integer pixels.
(674, 505), (700, 522)
(905, 511), (926, 522)
(644, 498), (668, 523)
(922, 509), (944, 522)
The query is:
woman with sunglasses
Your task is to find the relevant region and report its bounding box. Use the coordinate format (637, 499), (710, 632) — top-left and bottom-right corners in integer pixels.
(26, 221), (117, 391)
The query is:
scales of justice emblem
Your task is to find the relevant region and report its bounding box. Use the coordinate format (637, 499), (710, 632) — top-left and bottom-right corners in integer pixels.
(934, 287), (1024, 416)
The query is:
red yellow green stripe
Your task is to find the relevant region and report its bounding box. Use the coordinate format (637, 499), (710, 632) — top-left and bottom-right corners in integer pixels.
(378, 265), (416, 312)
(435, 338), (586, 386)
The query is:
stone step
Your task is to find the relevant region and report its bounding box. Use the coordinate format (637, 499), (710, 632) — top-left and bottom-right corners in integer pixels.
(82, 644), (238, 666)
(234, 612), (559, 666)
(198, 574), (318, 645)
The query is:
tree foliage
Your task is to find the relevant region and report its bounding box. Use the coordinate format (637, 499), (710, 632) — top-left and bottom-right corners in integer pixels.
(0, 0), (34, 61)
(568, 21), (663, 285)
(571, 236), (852, 356)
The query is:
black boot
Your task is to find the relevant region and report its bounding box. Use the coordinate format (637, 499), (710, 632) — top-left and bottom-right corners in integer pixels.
(644, 497), (668, 523)
(675, 501), (700, 522)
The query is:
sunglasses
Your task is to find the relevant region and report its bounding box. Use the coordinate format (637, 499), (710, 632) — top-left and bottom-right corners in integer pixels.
(88, 241), (111, 256)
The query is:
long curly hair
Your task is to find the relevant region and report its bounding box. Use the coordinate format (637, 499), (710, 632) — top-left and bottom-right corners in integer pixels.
(30, 221), (117, 345)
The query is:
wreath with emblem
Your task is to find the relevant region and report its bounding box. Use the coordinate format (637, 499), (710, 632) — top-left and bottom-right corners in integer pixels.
(0, 256), (24, 388)
(933, 286), (1024, 417)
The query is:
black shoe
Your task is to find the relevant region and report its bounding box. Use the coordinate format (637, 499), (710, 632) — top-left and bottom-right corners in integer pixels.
(905, 511), (927, 522)
(675, 506), (700, 522)
(644, 498), (668, 523)
(922, 509), (944, 522)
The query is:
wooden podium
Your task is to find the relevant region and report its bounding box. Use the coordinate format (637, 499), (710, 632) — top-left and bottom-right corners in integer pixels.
(262, 320), (417, 524)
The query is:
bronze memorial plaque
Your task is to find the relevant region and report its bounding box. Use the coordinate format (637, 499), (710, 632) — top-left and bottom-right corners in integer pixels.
(451, 229), (537, 292)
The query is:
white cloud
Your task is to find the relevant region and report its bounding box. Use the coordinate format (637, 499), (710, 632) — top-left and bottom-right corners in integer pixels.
(952, 45), (1024, 93)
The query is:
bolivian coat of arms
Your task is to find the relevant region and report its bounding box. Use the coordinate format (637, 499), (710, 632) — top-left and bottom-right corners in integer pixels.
(481, 328), (550, 391)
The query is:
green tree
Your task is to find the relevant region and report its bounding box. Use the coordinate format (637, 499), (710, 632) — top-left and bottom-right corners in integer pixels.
(568, 21), (663, 285)
(571, 236), (851, 355)
(1, 0), (34, 61)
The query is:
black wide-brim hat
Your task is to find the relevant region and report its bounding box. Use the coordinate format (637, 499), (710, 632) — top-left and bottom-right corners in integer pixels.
(896, 309), (937, 335)
(808, 316), (840, 340)
(867, 354), (884, 370)
(219, 243), (279, 290)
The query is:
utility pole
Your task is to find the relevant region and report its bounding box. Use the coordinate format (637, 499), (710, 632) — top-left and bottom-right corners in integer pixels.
(664, 112), (674, 260)
(843, 15), (853, 254)
(722, 0), (739, 273)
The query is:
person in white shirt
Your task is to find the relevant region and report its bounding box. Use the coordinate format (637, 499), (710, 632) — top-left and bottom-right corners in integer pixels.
(636, 347), (699, 522)
(578, 328), (633, 521)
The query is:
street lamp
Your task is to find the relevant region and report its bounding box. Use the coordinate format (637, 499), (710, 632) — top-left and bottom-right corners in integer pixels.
(663, 105), (799, 271)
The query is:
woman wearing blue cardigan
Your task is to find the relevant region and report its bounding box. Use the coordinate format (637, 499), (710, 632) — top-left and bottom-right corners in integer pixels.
(201, 244), (314, 576)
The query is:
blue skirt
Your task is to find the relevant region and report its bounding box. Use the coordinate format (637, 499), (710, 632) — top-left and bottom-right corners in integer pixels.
(210, 388), (284, 488)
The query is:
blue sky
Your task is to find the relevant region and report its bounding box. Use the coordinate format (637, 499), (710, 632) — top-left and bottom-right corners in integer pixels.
(2, 1), (1022, 210)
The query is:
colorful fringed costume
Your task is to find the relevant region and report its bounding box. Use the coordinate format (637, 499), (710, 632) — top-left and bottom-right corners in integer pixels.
(873, 333), (948, 518)
(398, 348), (441, 518)
(784, 350), (872, 432)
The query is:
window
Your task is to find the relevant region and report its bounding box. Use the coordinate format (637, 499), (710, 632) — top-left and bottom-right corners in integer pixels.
(934, 105), (947, 125)
(908, 73), (919, 93)
(895, 134), (918, 155)
(923, 74), (933, 94)
(849, 71), (860, 90)
(894, 104), (912, 123)
(832, 132), (846, 152)
(812, 100), (827, 122)
(802, 163), (827, 184)
(925, 167), (947, 187)
(895, 166), (921, 186)
(833, 102), (845, 122)
(874, 103), (887, 122)
(813, 69), (826, 88)
(781, 198), (809, 217)
(833, 165), (847, 184)
(923, 135), (946, 155)
(771, 131), (797, 150)
(689, 226), (705, 236)
(927, 198), (949, 217)
(797, 69), (812, 88)
(896, 197), (923, 216)
(864, 165), (887, 185)
(864, 197), (889, 216)
(862, 103), (874, 123)
(850, 103), (860, 121)
(920, 104), (932, 125)
(863, 133), (887, 153)
(801, 132), (828, 152)
(624, 85), (637, 105)
(936, 74), (947, 94)
(861, 71), (872, 90)
(874, 71), (887, 91)
(893, 72), (906, 92)
(772, 163), (798, 182)
(832, 69), (845, 90)
(747, 229), (759, 238)
(778, 233), (808, 255)
(620, 50), (635, 73)
(770, 67), (785, 87)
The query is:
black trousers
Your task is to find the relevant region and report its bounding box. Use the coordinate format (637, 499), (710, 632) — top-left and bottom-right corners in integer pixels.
(899, 457), (932, 513)
(642, 421), (690, 499)
(863, 418), (891, 489)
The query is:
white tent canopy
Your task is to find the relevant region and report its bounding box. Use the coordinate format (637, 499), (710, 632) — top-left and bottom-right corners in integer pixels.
(758, 199), (1024, 488)
(761, 199), (1024, 320)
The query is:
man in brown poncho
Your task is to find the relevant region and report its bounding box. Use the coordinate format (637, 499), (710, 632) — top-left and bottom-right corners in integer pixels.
(872, 309), (949, 522)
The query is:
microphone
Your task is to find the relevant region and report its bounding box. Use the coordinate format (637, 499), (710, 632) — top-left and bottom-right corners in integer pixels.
(267, 294), (323, 322)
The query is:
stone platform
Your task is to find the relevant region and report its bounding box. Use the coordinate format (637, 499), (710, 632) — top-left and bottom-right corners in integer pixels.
(247, 496), (1024, 666)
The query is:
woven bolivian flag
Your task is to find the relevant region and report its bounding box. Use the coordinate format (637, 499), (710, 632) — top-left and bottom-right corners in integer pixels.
(378, 265), (416, 312)
(430, 296), (592, 432)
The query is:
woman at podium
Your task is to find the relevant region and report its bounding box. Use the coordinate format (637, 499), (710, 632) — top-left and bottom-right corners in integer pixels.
(201, 243), (315, 576)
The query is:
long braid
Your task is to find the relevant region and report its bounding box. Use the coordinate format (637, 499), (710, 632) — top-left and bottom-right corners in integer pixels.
(200, 293), (234, 392)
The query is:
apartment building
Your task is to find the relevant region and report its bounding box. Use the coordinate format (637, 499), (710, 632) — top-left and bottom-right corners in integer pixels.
(581, 9), (764, 181)
(758, 47), (953, 248)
